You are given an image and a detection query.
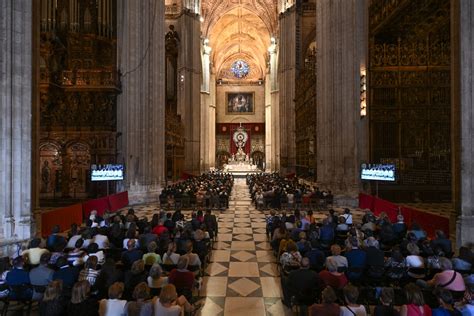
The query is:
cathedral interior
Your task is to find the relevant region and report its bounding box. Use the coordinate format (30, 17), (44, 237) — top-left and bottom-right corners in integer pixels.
(1, 0), (474, 314)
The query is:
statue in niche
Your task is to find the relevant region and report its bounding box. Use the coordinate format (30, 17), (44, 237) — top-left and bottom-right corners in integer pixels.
(165, 25), (180, 44)
(61, 154), (71, 197)
(41, 160), (51, 193)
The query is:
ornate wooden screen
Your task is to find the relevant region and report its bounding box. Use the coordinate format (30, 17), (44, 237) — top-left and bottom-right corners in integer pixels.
(369, 0), (451, 201)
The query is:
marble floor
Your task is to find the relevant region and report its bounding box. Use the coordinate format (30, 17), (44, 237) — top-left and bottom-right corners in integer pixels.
(193, 179), (292, 316)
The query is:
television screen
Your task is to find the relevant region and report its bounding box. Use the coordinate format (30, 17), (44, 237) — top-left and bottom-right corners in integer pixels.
(361, 163), (396, 182)
(91, 164), (124, 181)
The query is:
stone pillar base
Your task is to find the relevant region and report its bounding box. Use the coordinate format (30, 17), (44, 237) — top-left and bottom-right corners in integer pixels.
(127, 184), (162, 205)
(456, 216), (474, 248)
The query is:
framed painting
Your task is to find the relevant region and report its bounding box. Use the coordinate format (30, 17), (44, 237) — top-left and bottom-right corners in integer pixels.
(226, 92), (255, 114)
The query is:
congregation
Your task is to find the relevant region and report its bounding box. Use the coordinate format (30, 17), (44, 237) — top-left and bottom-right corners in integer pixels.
(248, 173), (474, 316)
(0, 172), (233, 316)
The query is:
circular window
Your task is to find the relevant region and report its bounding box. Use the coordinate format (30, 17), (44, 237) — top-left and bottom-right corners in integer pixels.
(231, 60), (250, 79)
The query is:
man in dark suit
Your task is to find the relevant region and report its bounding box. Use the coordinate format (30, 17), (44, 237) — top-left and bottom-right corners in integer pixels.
(121, 239), (143, 269)
(53, 256), (79, 289)
(281, 257), (322, 307)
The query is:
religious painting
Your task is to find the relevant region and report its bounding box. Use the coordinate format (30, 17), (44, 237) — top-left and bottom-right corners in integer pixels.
(226, 92), (254, 114)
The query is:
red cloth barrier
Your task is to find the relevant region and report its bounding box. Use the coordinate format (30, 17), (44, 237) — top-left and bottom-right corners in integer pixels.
(358, 194), (450, 238)
(358, 193), (374, 210)
(83, 196), (110, 218)
(108, 191), (129, 212)
(372, 197), (399, 222)
(410, 208), (450, 238)
(41, 203), (83, 237)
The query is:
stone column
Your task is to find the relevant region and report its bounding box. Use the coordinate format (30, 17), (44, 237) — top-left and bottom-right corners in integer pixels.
(316, 0), (369, 204)
(0, 0), (33, 243)
(208, 74), (216, 169)
(265, 74), (273, 171)
(278, 8), (297, 174)
(455, 0), (474, 247)
(177, 11), (202, 175)
(117, 0), (166, 204)
(200, 39), (212, 171)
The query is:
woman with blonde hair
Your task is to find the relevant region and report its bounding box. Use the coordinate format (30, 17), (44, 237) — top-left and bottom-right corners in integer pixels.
(125, 282), (153, 316)
(99, 282), (127, 316)
(67, 280), (99, 316)
(39, 280), (67, 316)
(154, 284), (195, 316)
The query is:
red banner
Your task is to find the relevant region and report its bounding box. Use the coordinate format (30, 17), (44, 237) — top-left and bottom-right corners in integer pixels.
(41, 203), (83, 237)
(83, 196), (111, 218)
(108, 191), (129, 212)
(358, 193), (449, 237)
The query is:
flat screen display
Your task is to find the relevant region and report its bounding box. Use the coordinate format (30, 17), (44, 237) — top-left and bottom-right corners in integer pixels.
(361, 163), (396, 182)
(91, 164), (124, 181)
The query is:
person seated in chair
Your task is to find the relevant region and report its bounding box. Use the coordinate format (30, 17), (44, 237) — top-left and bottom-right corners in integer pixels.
(53, 256), (79, 289)
(180, 241), (201, 269)
(22, 238), (49, 266)
(365, 237), (385, 279)
(431, 230), (452, 258)
(374, 287), (399, 316)
(336, 216), (349, 232)
(6, 256), (31, 299)
(319, 257), (348, 290)
(340, 284), (367, 316)
(326, 244), (348, 269)
(344, 237), (367, 280)
(29, 253), (54, 300)
(432, 288), (462, 316)
(121, 239), (143, 270)
(309, 286), (340, 316)
(305, 240), (326, 271)
(46, 225), (67, 252)
(168, 257), (195, 294)
(280, 240), (302, 271)
(423, 258), (465, 292)
(281, 257), (321, 307)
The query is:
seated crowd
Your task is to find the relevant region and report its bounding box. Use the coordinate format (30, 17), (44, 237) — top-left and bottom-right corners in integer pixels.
(257, 181), (474, 315)
(159, 172), (233, 210)
(0, 173), (230, 315)
(247, 173), (333, 210)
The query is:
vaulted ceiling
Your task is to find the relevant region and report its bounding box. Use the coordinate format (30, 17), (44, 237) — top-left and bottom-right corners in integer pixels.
(201, 0), (278, 80)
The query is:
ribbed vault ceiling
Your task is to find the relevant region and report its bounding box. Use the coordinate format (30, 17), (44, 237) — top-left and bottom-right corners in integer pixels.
(201, 0), (277, 80)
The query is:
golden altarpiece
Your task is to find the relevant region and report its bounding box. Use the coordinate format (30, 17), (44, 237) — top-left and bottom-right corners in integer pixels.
(38, 0), (119, 204)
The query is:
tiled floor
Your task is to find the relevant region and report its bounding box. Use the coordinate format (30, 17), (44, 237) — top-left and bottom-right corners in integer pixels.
(192, 178), (292, 316)
(125, 178), (293, 315)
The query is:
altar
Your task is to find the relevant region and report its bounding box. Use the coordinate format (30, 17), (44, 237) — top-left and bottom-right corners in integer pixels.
(223, 125), (260, 176)
(224, 161), (258, 173)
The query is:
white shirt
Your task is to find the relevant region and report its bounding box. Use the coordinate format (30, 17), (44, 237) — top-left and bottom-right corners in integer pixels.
(342, 213), (353, 225)
(93, 234), (109, 249)
(340, 305), (367, 316)
(122, 238), (139, 250)
(406, 255), (424, 268)
(83, 251), (105, 265)
(162, 253), (180, 265)
(67, 235), (81, 249)
(99, 298), (127, 316)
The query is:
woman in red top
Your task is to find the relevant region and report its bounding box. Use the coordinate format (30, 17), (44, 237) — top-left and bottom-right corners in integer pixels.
(400, 283), (432, 316)
(168, 257), (195, 291)
(318, 257), (348, 290)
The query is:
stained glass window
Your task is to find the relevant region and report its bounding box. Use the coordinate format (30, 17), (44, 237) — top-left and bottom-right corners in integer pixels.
(231, 60), (250, 79)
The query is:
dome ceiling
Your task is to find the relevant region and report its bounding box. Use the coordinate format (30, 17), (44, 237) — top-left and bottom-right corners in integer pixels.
(201, 0), (278, 81)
